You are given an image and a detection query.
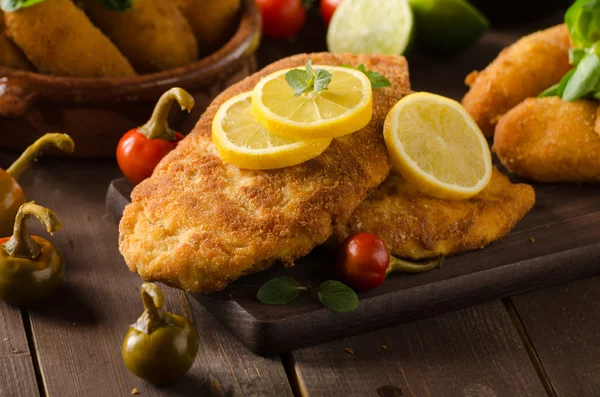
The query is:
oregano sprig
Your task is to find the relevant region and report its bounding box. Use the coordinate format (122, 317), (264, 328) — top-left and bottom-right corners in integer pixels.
(285, 60), (333, 97)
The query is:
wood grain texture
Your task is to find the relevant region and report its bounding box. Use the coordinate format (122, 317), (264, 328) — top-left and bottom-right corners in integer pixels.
(0, 306), (39, 397)
(290, 301), (547, 397)
(10, 155), (291, 397)
(511, 277), (600, 397)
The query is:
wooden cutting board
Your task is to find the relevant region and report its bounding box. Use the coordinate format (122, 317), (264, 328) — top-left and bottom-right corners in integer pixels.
(107, 177), (600, 356)
(107, 11), (600, 356)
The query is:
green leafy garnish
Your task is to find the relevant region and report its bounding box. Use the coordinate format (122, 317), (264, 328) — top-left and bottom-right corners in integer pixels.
(285, 60), (333, 97)
(1, 0), (44, 12)
(96, 0), (133, 12)
(318, 280), (359, 313)
(343, 64), (392, 89)
(539, 0), (600, 101)
(256, 277), (308, 305)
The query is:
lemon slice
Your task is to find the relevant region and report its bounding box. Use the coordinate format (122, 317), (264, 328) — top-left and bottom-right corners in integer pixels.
(384, 92), (492, 199)
(252, 66), (372, 140)
(212, 92), (332, 170)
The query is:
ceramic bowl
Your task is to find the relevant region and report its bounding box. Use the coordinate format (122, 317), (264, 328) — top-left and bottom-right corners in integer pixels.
(0, 0), (261, 158)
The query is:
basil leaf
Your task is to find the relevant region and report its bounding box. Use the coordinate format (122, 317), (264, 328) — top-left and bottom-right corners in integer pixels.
(96, 0), (133, 12)
(557, 68), (577, 97)
(570, 48), (587, 65)
(1, 0), (44, 12)
(318, 280), (359, 312)
(566, 0), (600, 48)
(314, 69), (332, 92)
(563, 53), (600, 101)
(539, 84), (559, 98)
(285, 69), (311, 97)
(257, 277), (307, 305)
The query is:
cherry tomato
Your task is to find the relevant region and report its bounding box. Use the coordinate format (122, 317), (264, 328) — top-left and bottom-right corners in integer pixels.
(337, 233), (390, 291)
(117, 130), (184, 186)
(320, 0), (342, 25)
(255, 0), (307, 39)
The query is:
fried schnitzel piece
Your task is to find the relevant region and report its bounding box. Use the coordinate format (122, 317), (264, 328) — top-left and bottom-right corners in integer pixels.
(328, 169), (535, 260)
(462, 25), (572, 136)
(494, 97), (600, 182)
(119, 53), (410, 292)
(83, 0), (198, 73)
(4, 0), (136, 77)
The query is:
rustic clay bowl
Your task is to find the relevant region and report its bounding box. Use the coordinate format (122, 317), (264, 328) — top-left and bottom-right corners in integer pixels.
(0, 0), (261, 158)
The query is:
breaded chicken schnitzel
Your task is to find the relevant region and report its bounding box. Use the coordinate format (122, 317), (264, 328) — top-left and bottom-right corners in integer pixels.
(119, 53), (410, 292)
(329, 169), (535, 259)
(495, 97), (600, 182)
(462, 24), (571, 136)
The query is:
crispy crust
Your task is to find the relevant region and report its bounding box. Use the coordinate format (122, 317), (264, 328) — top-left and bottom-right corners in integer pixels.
(328, 169), (535, 259)
(461, 24), (571, 136)
(119, 53), (411, 292)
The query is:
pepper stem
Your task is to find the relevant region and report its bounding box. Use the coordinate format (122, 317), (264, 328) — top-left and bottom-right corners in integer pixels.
(137, 88), (195, 141)
(385, 256), (443, 275)
(2, 202), (62, 259)
(7, 133), (75, 181)
(133, 283), (173, 334)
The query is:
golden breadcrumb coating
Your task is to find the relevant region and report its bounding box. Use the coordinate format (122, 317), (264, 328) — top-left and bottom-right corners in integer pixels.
(462, 24), (572, 136)
(494, 97), (600, 182)
(83, 0), (198, 73)
(119, 53), (411, 292)
(328, 169), (535, 259)
(0, 12), (32, 71)
(4, 0), (135, 77)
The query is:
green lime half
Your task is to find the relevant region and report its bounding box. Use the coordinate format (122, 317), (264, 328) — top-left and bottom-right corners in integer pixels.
(409, 0), (489, 55)
(327, 0), (414, 55)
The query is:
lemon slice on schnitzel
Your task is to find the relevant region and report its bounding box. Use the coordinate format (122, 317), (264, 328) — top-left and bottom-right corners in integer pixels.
(212, 92), (332, 170)
(252, 64), (372, 139)
(384, 92), (492, 200)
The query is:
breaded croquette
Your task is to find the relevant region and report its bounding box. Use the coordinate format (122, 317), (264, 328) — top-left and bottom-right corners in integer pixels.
(0, 11), (33, 71)
(83, 0), (198, 73)
(462, 25), (572, 136)
(494, 97), (600, 182)
(329, 169), (535, 260)
(174, 0), (241, 52)
(4, 0), (136, 77)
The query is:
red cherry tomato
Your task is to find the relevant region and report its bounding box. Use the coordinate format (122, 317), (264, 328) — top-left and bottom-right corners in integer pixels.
(117, 130), (184, 186)
(320, 0), (342, 25)
(255, 0), (307, 39)
(337, 233), (390, 291)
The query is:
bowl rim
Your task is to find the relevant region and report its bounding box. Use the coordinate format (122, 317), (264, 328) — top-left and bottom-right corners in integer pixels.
(0, 0), (261, 103)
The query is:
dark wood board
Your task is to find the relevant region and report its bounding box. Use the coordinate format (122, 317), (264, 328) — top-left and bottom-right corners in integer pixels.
(289, 301), (547, 397)
(0, 305), (39, 397)
(2, 153), (292, 396)
(107, 173), (600, 357)
(510, 277), (600, 397)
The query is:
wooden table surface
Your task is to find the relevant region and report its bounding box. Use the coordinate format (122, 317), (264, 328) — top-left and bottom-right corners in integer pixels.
(2, 8), (599, 397)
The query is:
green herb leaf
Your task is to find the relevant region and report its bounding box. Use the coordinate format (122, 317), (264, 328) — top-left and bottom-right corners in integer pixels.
(314, 69), (333, 92)
(257, 277), (308, 305)
(1, 0), (44, 12)
(563, 52), (600, 101)
(318, 280), (359, 312)
(96, 0), (133, 12)
(539, 69), (576, 98)
(343, 64), (391, 89)
(285, 69), (311, 97)
(570, 48), (587, 65)
(566, 0), (600, 48)
(539, 84), (560, 98)
(285, 60), (333, 97)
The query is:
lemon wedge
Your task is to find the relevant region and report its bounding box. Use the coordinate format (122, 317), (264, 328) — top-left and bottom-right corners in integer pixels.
(384, 92), (492, 200)
(252, 65), (372, 139)
(212, 92), (332, 170)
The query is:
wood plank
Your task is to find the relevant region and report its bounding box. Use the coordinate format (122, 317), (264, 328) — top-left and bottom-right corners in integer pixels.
(290, 301), (547, 397)
(0, 306), (39, 397)
(10, 155), (292, 397)
(511, 277), (600, 397)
